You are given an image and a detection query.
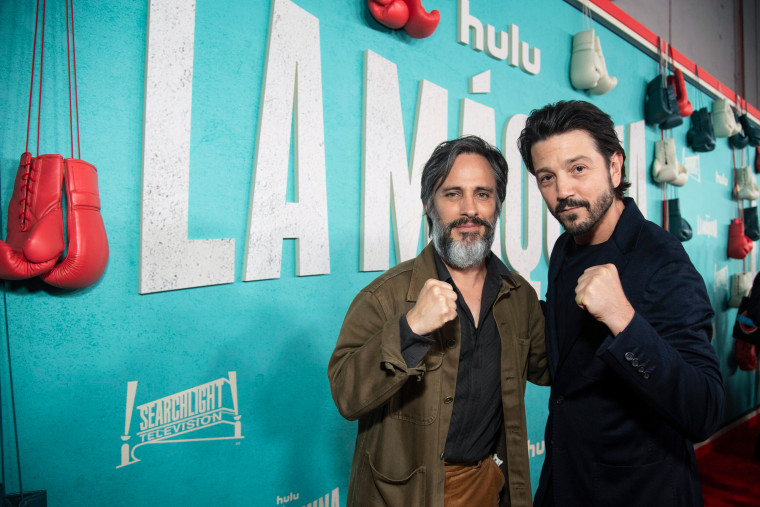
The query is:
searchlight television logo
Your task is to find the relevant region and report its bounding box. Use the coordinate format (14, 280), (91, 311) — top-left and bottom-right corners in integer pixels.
(117, 371), (243, 468)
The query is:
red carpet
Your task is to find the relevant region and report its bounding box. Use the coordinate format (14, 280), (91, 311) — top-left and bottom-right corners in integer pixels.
(697, 411), (760, 506)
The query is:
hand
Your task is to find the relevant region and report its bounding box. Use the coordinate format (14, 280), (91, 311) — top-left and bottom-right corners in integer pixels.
(575, 264), (635, 335)
(406, 279), (458, 336)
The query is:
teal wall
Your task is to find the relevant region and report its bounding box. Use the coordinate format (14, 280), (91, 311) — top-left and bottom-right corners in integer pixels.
(0, 0), (757, 505)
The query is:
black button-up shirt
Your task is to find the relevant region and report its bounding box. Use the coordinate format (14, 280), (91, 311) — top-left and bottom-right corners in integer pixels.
(400, 250), (510, 462)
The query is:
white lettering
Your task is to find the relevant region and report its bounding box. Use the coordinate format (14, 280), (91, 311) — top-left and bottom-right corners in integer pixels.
(457, 0), (540, 74)
(244, 0), (330, 281)
(624, 121), (647, 219)
(502, 114), (542, 293)
(360, 50), (448, 271)
(139, 0), (235, 294)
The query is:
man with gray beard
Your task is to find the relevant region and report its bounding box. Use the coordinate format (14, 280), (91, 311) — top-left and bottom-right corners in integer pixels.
(329, 135), (549, 507)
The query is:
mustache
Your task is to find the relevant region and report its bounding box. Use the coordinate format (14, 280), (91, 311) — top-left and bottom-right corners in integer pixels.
(555, 198), (590, 215)
(445, 216), (493, 234)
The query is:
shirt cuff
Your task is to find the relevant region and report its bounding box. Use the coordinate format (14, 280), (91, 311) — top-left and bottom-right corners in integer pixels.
(400, 314), (435, 368)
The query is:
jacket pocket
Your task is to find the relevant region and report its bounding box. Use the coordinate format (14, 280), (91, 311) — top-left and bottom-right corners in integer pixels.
(389, 352), (443, 425)
(358, 451), (426, 506)
(592, 459), (674, 507)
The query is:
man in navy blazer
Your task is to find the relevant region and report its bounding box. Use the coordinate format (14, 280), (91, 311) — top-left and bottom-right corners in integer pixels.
(517, 100), (725, 506)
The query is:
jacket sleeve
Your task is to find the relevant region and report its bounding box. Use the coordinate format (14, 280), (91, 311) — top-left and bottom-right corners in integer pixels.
(526, 287), (551, 387)
(596, 259), (725, 442)
(327, 288), (426, 421)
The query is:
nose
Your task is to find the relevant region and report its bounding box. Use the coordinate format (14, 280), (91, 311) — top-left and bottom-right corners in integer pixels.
(460, 192), (477, 217)
(556, 173), (574, 200)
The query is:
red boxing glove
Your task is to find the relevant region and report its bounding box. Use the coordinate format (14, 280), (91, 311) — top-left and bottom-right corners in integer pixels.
(368, 0), (409, 30)
(0, 153), (64, 279)
(728, 218), (754, 259)
(401, 0), (440, 38)
(41, 159), (108, 289)
(735, 340), (757, 371)
(667, 69), (693, 117)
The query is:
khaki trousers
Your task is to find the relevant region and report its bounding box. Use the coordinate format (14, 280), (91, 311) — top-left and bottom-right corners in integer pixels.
(444, 456), (505, 507)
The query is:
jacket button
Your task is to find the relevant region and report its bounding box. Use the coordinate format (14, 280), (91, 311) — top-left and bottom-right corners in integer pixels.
(631, 359), (639, 367)
(555, 395), (564, 405)
(643, 371), (651, 379)
(446, 339), (456, 349)
(625, 352), (634, 361)
(444, 396), (454, 404)
(637, 366), (645, 373)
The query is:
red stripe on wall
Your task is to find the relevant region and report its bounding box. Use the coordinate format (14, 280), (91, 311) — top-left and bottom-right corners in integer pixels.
(567, 0), (760, 122)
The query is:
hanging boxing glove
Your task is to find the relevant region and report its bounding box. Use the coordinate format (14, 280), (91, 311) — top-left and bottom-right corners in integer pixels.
(652, 139), (688, 186)
(736, 165), (760, 200)
(745, 207), (760, 241)
(712, 98), (742, 137)
(730, 130), (750, 149)
(728, 218), (754, 259)
(40, 159), (108, 289)
(729, 271), (754, 307)
(667, 68), (693, 117)
(368, 0), (409, 30)
(667, 199), (692, 242)
(0, 153), (65, 280)
(589, 36), (617, 95)
(659, 83), (684, 129)
(687, 107), (716, 152)
(739, 114), (760, 147)
(730, 111), (750, 149)
(400, 0), (439, 39)
(644, 76), (673, 125)
(735, 340), (758, 371)
(570, 30), (602, 91)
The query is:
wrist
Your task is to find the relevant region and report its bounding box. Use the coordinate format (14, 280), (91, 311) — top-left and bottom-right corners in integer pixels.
(608, 305), (635, 336)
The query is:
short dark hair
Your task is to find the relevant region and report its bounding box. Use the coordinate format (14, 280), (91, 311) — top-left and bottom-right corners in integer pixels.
(421, 135), (508, 231)
(517, 100), (630, 200)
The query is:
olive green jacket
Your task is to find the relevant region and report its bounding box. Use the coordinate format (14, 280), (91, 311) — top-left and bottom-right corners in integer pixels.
(328, 244), (550, 506)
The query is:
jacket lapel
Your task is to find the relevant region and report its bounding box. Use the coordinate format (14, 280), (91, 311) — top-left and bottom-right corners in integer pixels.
(546, 234), (569, 375)
(549, 198), (644, 377)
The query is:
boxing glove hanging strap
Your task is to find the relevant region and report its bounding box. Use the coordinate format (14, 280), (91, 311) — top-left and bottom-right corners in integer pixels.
(25, 0), (81, 159)
(65, 0), (81, 159)
(24, 0), (43, 156)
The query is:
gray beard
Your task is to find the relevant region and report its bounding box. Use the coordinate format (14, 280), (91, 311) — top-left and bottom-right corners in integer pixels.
(430, 211), (496, 270)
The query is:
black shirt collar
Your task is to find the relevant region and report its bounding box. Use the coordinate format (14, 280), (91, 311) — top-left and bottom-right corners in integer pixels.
(432, 247), (514, 286)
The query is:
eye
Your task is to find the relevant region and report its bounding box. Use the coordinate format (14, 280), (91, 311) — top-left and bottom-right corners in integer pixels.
(476, 191), (491, 199)
(572, 165), (586, 173)
(537, 173), (554, 185)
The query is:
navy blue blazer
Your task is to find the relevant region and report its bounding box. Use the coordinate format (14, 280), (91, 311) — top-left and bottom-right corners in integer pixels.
(534, 198), (725, 507)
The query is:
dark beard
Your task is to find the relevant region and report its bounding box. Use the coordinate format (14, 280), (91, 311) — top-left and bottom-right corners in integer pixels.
(554, 185), (614, 237)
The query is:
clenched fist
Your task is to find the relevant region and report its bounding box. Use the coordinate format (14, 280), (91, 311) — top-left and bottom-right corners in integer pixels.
(406, 279), (458, 336)
(575, 263), (635, 335)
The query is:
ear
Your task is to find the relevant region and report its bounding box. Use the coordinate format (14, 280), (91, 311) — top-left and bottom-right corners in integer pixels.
(609, 152), (624, 188)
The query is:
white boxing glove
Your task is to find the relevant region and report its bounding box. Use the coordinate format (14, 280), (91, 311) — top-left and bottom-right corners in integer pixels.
(570, 30), (601, 90)
(712, 99), (742, 137)
(652, 139), (688, 186)
(589, 36), (617, 95)
(736, 165), (760, 200)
